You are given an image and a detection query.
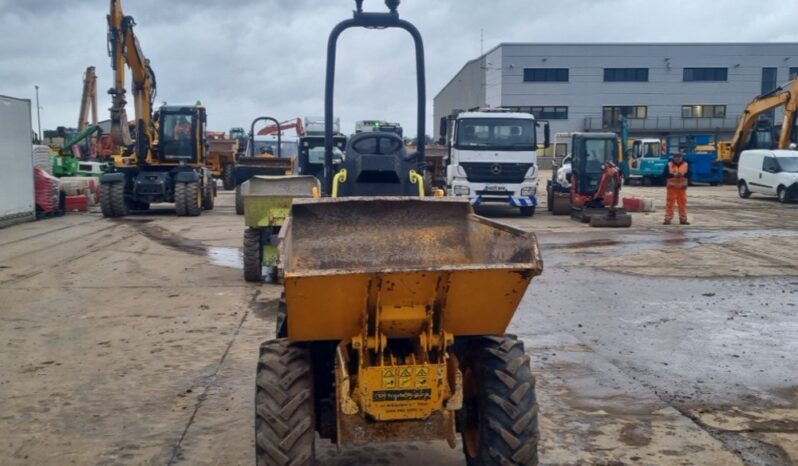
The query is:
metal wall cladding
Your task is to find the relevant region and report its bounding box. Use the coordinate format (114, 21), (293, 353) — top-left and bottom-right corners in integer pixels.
(0, 95), (36, 227)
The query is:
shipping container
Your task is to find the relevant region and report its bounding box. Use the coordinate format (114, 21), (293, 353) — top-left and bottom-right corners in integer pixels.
(0, 95), (36, 227)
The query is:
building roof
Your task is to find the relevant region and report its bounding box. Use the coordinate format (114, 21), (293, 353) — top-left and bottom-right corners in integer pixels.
(434, 41), (798, 100)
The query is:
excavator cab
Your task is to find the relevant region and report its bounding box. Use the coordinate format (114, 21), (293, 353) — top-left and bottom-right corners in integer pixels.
(572, 133), (619, 198)
(570, 132), (631, 227)
(157, 105), (206, 166)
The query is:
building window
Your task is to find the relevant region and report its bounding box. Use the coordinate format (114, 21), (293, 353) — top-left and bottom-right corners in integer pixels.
(531, 106), (568, 119)
(602, 106), (647, 127)
(681, 104), (726, 118)
(505, 106), (568, 120)
(762, 67), (778, 122)
(790, 67), (798, 80)
(604, 68), (649, 82)
(523, 68), (569, 82)
(683, 67), (728, 82)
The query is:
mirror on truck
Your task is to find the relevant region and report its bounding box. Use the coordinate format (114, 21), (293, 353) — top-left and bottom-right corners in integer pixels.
(438, 116), (447, 145)
(543, 122), (550, 148)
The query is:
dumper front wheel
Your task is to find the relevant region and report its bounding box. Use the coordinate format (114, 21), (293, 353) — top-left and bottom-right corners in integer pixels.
(244, 228), (264, 282)
(235, 185), (244, 215)
(222, 164), (235, 190)
(255, 339), (315, 466)
(461, 336), (539, 466)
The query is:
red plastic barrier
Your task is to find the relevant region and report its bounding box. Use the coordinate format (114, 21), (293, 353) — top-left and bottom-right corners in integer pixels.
(65, 194), (89, 212)
(34, 167), (60, 213)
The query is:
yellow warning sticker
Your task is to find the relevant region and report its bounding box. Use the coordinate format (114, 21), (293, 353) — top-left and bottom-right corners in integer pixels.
(398, 367), (412, 388)
(415, 366), (429, 387)
(382, 368), (396, 388)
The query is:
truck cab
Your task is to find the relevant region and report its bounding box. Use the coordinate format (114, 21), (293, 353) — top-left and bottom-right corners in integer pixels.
(441, 110), (549, 216)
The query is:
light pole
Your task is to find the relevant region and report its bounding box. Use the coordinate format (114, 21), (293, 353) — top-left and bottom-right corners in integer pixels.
(34, 85), (42, 142)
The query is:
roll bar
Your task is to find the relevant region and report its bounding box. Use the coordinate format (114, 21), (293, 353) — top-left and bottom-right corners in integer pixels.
(323, 0), (426, 195)
(249, 116), (282, 158)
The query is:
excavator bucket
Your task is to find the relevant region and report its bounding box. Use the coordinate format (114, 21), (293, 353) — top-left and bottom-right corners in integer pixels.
(281, 197), (542, 341)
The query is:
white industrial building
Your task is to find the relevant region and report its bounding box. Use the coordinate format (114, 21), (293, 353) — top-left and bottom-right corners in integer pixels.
(434, 43), (798, 154)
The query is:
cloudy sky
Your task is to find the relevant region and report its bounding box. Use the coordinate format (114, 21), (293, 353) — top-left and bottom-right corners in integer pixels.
(2, 0), (798, 137)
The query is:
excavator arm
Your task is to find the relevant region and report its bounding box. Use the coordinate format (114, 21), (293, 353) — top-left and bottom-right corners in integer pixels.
(257, 118), (305, 136)
(77, 66), (98, 132)
(107, 0), (157, 163)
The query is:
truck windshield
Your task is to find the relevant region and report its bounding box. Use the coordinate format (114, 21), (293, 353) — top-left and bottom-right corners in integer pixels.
(308, 146), (344, 164)
(778, 157), (798, 172)
(456, 118), (536, 151)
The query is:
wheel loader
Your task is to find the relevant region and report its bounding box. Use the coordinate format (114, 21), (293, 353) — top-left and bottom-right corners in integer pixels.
(255, 2), (544, 465)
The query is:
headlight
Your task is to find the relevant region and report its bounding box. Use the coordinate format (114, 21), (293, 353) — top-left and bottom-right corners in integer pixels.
(521, 186), (536, 196)
(453, 185), (470, 196)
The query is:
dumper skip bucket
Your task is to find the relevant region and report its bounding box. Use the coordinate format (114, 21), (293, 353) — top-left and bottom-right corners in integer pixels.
(281, 197), (543, 340)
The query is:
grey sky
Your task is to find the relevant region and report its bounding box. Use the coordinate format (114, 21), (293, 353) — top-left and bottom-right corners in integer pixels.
(2, 0), (798, 137)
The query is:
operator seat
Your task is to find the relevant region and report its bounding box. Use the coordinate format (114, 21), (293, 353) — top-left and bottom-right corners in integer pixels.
(336, 132), (420, 197)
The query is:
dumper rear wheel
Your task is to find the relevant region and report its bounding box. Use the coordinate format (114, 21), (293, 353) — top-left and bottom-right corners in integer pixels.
(235, 185), (244, 215)
(244, 228), (264, 282)
(255, 339), (315, 466)
(462, 336), (538, 466)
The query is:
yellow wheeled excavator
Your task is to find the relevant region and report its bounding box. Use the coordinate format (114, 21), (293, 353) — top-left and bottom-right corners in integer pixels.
(100, 0), (214, 217)
(254, 2), (544, 465)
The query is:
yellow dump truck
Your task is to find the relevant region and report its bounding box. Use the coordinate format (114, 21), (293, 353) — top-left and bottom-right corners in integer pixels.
(254, 3), (544, 465)
(206, 137), (238, 190)
(240, 175), (319, 282)
(256, 197), (542, 464)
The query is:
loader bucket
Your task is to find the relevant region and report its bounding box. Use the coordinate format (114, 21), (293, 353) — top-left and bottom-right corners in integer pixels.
(281, 197), (543, 341)
(241, 175), (319, 228)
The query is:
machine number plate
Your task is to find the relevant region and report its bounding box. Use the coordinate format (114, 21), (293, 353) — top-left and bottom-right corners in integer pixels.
(485, 185), (506, 191)
(372, 389), (432, 402)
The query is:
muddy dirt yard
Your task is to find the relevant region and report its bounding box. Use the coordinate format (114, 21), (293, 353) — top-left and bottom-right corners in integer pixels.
(1, 182), (797, 465)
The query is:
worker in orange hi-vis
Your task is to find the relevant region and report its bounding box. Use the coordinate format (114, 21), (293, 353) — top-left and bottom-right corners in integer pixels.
(664, 149), (691, 225)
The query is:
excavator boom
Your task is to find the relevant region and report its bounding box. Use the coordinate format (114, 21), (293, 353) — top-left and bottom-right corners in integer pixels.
(77, 66), (98, 132)
(107, 0), (156, 162)
(723, 79), (798, 165)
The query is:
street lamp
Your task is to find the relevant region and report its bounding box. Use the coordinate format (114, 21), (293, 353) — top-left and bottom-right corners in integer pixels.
(34, 85), (42, 142)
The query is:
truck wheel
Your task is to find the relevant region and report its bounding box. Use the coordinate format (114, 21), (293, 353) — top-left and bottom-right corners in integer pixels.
(101, 182), (128, 218)
(737, 181), (751, 199)
(203, 178), (215, 210)
(176, 182), (202, 217)
(462, 336), (539, 466)
(778, 186), (788, 203)
(100, 183), (114, 218)
(519, 206), (535, 217)
(244, 228), (264, 282)
(255, 339), (315, 466)
(223, 164), (236, 191)
(235, 185), (244, 215)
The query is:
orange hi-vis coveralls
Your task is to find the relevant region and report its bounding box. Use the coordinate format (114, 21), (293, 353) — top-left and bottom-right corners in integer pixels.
(665, 160), (690, 223)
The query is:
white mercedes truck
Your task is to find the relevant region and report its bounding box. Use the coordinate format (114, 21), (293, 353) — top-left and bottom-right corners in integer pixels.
(439, 109), (549, 216)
